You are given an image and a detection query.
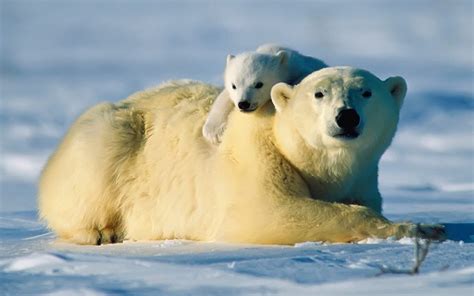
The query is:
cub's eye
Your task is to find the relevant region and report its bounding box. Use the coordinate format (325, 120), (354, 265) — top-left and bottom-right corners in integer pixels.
(314, 91), (324, 99)
(362, 90), (372, 98)
(232, 83), (236, 90)
(255, 82), (264, 89)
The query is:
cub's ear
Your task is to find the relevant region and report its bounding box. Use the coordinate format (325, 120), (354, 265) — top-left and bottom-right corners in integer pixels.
(271, 82), (293, 113)
(384, 76), (407, 109)
(276, 50), (288, 65)
(226, 54), (235, 64)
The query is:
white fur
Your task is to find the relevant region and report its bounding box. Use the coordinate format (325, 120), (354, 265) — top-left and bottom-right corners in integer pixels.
(39, 67), (444, 245)
(271, 67), (408, 213)
(202, 44), (327, 144)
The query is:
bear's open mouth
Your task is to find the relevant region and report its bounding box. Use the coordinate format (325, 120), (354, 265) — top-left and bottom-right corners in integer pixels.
(333, 130), (359, 139)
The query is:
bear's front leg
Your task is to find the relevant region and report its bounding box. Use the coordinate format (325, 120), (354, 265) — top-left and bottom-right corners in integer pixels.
(216, 196), (445, 244)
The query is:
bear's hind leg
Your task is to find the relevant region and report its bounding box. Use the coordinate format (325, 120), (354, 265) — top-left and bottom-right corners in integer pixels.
(60, 228), (102, 245)
(99, 227), (124, 244)
(59, 227), (124, 245)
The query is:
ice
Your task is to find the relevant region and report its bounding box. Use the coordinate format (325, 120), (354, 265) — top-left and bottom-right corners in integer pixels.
(4, 253), (67, 272)
(1, 212), (473, 294)
(1, 0), (473, 294)
(314, 267), (474, 295)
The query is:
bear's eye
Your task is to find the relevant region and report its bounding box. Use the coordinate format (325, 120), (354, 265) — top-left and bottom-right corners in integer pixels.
(314, 91), (324, 99)
(255, 82), (264, 89)
(362, 90), (372, 98)
(232, 83), (236, 90)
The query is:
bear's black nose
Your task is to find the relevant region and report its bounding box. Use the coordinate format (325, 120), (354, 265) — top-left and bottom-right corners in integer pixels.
(238, 101), (251, 110)
(336, 109), (360, 129)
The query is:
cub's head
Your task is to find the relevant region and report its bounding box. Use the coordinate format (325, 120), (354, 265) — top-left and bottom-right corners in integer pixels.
(225, 51), (289, 112)
(271, 67), (407, 156)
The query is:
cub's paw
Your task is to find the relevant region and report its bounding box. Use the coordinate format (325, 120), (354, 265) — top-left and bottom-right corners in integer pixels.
(202, 121), (227, 145)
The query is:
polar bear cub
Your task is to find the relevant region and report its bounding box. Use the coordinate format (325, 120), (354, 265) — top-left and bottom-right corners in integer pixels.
(202, 44), (327, 144)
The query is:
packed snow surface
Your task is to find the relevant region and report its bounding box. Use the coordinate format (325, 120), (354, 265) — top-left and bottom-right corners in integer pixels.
(1, 0), (473, 295)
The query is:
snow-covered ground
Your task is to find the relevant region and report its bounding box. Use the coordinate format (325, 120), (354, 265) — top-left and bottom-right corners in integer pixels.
(1, 0), (473, 295)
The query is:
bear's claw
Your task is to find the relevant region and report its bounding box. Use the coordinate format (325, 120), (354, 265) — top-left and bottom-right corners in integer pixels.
(414, 224), (446, 241)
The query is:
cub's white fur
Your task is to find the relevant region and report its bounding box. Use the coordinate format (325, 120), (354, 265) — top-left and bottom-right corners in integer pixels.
(202, 44), (327, 144)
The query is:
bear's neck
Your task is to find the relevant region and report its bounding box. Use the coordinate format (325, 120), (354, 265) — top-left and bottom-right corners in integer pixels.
(219, 102), (277, 163)
(272, 114), (379, 200)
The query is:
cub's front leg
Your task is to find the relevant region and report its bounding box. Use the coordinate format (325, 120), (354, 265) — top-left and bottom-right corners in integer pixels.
(202, 90), (235, 144)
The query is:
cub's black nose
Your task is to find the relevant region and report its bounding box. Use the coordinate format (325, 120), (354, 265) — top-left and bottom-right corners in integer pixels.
(238, 101), (251, 110)
(336, 109), (360, 129)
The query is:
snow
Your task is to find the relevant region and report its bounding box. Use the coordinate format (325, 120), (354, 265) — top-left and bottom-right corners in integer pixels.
(1, 0), (473, 295)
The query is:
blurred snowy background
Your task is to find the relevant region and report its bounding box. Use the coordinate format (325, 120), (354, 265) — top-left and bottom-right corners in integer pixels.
(1, 0), (473, 295)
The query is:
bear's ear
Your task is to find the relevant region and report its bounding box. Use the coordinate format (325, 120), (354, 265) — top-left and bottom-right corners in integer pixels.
(276, 50), (288, 65)
(384, 76), (407, 109)
(226, 54), (235, 64)
(271, 82), (293, 113)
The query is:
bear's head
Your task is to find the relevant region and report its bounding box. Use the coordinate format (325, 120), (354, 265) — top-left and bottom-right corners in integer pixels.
(271, 67), (407, 160)
(225, 51), (289, 112)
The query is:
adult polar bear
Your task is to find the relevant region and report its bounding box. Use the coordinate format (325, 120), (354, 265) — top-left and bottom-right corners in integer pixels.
(39, 67), (444, 245)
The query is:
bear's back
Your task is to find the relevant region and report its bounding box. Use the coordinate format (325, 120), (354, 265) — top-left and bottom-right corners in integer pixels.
(122, 80), (220, 113)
